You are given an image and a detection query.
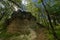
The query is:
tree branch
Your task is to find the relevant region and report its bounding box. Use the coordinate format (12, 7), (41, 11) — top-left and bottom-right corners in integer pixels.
(8, 0), (21, 8)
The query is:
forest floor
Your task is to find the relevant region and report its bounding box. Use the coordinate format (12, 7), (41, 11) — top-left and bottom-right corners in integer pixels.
(35, 28), (49, 40)
(0, 18), (50, 40)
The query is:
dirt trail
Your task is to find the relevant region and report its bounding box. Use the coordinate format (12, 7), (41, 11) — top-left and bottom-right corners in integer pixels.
(35, 28), (49, 40)
(7, 18), (49, 40)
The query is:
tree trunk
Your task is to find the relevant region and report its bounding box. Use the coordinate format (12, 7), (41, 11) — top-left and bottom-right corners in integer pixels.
(41, 0), (59, 40)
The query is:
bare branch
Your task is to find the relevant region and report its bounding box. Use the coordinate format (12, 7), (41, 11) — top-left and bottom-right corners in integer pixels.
(8, 0), (21, 8)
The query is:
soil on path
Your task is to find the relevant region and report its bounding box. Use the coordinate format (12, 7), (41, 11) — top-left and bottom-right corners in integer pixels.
(7, 18), (49, 40)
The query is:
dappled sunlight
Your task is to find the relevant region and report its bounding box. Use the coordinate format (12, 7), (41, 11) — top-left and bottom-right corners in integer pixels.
(22, 0), (28, 5)
(0, 3), (5, 8)
(0, 0), (60, 40)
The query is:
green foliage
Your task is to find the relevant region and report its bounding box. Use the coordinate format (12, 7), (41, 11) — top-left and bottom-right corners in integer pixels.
(0, 0), (60, 40)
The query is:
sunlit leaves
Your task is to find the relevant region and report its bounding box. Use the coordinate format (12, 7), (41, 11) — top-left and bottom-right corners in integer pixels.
(38, 0), (41, 4)
(26, 2), (39, 17)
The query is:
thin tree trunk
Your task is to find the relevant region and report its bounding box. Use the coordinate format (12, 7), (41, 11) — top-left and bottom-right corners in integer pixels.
(41, 0), (59, 40)
(53, 17), (57, 25)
